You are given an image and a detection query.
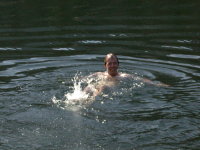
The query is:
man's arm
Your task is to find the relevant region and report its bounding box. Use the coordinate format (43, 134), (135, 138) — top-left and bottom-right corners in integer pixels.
(142, 78), (169, 87)
(127, 74), (169, 87)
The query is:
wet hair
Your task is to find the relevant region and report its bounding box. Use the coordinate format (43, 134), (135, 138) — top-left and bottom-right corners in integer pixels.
(104, 53), (119, 65)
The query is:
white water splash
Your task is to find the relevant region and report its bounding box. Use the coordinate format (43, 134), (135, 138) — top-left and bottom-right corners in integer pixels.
(65, 75), (90, 105)
(52, 74), (95, 111)
(52, 72), (147, 111)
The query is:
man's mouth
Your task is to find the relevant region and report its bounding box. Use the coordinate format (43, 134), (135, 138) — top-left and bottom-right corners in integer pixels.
(109, 68), (116, 71)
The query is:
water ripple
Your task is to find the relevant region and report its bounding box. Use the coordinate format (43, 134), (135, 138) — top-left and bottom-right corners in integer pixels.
(167, 54), (200, 59)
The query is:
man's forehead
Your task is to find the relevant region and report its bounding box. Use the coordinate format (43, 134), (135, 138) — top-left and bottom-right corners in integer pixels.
(106, 56), (117, 61)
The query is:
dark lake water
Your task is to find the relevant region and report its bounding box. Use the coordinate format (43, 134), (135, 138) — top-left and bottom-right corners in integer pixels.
(1, 0), (200, 149)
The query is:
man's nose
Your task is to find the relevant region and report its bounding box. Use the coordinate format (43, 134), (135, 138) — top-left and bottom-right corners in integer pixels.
(110, 63), (116, 67)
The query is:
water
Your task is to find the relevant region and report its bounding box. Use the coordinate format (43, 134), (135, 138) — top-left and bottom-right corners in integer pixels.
(0, 0), (200, 149)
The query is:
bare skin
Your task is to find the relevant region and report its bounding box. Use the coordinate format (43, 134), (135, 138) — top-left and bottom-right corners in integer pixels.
(84, 53), (169, 97)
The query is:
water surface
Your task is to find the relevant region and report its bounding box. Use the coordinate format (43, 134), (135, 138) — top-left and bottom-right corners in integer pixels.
(0, 0), (200, 149)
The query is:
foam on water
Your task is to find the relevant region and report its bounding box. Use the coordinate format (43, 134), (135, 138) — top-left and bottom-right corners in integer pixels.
(52, 73), (96, 111)
(52, 73), (146, 111)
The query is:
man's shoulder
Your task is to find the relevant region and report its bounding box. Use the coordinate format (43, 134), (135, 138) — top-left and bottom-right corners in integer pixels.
(96, 72), (105, 74)
(87, 72), (105, 78)
(119, 73), (132, 78)
(93, 72), (105, 76)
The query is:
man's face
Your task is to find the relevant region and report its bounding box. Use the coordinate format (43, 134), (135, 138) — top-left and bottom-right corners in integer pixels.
(105, 56), (119, 76)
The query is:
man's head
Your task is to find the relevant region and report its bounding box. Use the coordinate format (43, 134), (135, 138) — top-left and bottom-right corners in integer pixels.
(104, 53), (119, 76)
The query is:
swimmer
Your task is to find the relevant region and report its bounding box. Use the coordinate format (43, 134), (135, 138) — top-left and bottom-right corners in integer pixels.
(84, 53), (169, 97)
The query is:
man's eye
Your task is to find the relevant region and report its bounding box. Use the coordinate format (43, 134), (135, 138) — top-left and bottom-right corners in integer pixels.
(108, 62), (117, 65)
